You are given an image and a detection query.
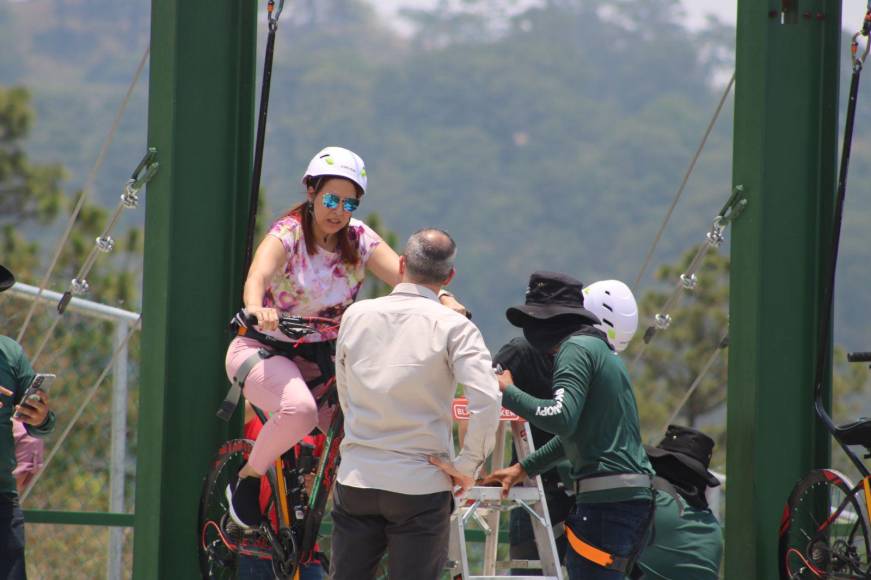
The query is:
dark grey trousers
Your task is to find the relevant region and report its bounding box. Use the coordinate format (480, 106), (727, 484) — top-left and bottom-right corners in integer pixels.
(330, 482), (452, 580)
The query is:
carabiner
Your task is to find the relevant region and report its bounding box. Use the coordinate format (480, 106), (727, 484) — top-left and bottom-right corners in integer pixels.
(122, 147), (159, 207)
(267, 0), (285, 27)
(851, 30), (871, 70)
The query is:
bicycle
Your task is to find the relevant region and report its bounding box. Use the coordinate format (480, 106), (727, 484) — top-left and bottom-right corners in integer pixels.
(778, 351), (871, 579)
(198, 310), (343, 579)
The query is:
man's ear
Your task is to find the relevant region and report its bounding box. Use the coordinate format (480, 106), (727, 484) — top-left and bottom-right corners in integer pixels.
(398, 255), (407, 277)
(442, 267), (456, 287)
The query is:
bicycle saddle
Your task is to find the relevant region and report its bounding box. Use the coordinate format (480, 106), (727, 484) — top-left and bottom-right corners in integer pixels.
(835, 417), (871, 448)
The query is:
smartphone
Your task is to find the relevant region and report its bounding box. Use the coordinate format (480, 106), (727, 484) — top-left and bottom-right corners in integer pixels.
(13, 373), (55, 419)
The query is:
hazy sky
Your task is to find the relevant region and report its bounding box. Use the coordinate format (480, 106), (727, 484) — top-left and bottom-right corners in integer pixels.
(377, 1), (871, 32)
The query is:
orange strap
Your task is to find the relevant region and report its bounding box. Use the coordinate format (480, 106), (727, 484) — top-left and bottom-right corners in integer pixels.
(565, 525), (614, 568)
(863, 477), (871, 525)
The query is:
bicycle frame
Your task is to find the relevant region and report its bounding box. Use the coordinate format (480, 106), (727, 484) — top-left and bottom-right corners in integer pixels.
(251, 375), (343, 575)
(201, 312), (343, 578)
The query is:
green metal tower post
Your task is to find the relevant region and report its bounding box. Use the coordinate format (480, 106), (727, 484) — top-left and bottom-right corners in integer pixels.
(726, 0), (841, 577)
(133, 1), (257, 577)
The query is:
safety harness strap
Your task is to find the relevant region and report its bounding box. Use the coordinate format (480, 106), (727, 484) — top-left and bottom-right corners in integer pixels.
(652, 476), (684, 516)
(216, 348), (275, 421)
(565, 525), (633, 572)
(574, 473), (653, 493)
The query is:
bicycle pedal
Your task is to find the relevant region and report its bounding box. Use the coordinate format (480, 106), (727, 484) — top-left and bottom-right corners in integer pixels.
(223, 518), (243, 536)
(222, 515), (259, 538)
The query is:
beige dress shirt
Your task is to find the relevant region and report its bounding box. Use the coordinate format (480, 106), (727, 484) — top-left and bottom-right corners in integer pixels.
(335, 282), (502, 495)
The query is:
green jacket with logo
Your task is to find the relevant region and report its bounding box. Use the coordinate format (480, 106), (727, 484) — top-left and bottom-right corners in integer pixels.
(501, 334), (653, 503)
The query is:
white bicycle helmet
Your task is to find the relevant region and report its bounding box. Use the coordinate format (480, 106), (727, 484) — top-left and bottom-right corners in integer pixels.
(582, 280), (638, 353)
(302, 146), (368, 193)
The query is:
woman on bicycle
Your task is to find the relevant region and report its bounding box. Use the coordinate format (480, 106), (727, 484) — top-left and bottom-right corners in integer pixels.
(225, 146), (463, 528)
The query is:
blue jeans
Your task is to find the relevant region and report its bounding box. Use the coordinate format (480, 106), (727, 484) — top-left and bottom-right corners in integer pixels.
(0, 494), (26, 580)
(565, 499), (652, 580)
(237, 555), (324, 580)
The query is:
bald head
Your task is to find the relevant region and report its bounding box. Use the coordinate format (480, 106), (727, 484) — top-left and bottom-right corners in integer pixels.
(403, 229), (457, 285)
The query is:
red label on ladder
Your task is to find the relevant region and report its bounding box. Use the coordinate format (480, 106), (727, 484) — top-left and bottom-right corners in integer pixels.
(452, 398), (523, 421)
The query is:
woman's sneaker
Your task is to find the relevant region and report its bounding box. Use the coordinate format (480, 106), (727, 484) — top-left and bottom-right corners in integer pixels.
(225, 474), (262, 528)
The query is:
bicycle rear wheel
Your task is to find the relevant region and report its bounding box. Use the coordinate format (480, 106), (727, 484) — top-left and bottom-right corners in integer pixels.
(779, 469), (871, 579)
(198, 438), (254, 579)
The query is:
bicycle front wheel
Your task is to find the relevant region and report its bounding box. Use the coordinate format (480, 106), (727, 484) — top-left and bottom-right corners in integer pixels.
(779, 469), (871, 579)
(198, 438), (254, 579)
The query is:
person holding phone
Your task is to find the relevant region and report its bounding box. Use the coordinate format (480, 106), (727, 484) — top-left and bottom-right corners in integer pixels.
(0, 264), (57, 580)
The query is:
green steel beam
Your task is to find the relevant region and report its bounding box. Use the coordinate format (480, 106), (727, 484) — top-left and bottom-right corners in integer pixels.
(132, 1), (257, 577)
(24, 510), (135, 527)
(726, 0), (841, 577)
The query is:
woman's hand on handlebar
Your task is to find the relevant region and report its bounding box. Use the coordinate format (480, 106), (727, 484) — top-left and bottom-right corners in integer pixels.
(245, 306), (280, 331)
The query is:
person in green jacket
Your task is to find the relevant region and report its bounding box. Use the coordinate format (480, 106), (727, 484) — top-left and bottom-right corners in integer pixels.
(483, 271), (654, 580)
(633, 425), (724, 579)
(0, 264), (57, 580)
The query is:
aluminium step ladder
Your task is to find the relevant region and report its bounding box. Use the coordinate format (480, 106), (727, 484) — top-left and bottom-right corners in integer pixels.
(447, 399), (564, 579)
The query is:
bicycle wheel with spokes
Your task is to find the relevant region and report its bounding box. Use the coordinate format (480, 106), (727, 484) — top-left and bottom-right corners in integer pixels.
(198, 438), (254, 579)
(779, 469), (871, 579)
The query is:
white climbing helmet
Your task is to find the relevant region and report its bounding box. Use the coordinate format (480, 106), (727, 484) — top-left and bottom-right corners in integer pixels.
(582, 280), (639, 353)
(302, 146), (368, 194)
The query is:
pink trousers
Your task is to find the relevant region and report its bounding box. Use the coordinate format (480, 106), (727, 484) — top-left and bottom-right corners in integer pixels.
(225, 336), (332, 475)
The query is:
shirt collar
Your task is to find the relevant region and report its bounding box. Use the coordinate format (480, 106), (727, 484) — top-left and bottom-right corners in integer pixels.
(391, 282), (439, 301)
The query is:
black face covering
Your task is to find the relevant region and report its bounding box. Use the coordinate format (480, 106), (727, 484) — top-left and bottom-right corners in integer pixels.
(522, 317), (615, 354)
(653, 456), (712, 510)
(522, 316), (586, 353)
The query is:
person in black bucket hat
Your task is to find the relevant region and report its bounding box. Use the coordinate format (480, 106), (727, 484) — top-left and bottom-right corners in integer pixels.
(633, 426), (724, 579)
(0, 263), (57, 580)
(505, 271), (601, 354)
(483, 271), (655, 579)
(646, 425), (720, 490)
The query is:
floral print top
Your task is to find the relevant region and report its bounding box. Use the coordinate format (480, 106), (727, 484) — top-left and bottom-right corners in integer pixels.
(261, 214), (383, 343)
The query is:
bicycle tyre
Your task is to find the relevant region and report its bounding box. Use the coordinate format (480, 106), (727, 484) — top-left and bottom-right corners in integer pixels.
(198, 438), (255, 579)
(779, 468), (871, 579)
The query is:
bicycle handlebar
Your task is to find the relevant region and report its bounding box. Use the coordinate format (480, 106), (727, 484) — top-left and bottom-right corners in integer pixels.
(235, 309), (340, 341)
(847, 351), (871, 363)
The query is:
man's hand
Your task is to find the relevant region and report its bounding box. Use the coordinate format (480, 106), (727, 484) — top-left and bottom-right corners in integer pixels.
(480, 463), (527, 498)
(496, 368), (514, 392)
(14, 390), (50, 427)
(438, 294), (468, 317)
(429, 455), (475, 497)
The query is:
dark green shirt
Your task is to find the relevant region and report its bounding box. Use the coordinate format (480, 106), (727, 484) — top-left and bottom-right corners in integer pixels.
(1, 335), (56, 496)
(501, 334), (653, 503)
(637, 492), (723, 579)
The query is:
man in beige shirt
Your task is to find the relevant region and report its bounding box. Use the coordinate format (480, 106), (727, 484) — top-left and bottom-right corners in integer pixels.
(331, 228), (501, 580)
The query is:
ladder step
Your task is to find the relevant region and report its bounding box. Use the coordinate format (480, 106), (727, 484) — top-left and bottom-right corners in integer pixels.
(463, 485), (542, 502)
(495, 559), (544, 570)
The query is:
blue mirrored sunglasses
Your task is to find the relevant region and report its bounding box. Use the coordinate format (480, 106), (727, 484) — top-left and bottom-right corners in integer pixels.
(322, 193), (360, 213)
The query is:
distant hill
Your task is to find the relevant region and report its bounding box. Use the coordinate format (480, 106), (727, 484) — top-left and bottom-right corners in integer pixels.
(2, 0), (869, 353)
